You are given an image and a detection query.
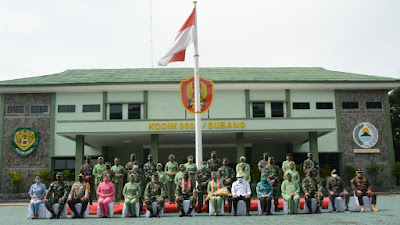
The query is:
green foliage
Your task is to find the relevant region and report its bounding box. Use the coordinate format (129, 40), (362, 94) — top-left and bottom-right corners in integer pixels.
(250, 163), (260, 183)
(344, 165), (356, 184)
(7, 171), (22, 186)
(62, 170), (74, 181)
(34, 170), (52, 184)
(367, 162), (382, 178)
(393, 162), (400, 176)
(320, 164), (332, 180)
(296, 163), (305, 181)
(390, 88), (400, 162)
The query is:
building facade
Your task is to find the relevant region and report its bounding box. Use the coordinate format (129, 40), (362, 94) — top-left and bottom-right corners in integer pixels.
(0, 67), (398, 193)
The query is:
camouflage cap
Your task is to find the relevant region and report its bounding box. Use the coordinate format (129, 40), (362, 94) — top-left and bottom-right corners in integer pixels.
(56, 172), (63, 176)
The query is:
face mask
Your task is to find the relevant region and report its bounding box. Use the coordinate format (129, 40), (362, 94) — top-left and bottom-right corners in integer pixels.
(202, 165), (206, 169)
(332, 174), (338, 178)
(79, 177), (84, 182)
(106, 165), (111, 169)
(56, 177), (61, 181)
(238, 178), (243, 183)
(35, 179), (41, 183)
(131, 157), (136, 161)
(357, 173), (362, 177)
(153, 177), (159, 182)
(133, 165), (139, 169)
(149, 158), (153, 162)
(211, 155), (216, 159)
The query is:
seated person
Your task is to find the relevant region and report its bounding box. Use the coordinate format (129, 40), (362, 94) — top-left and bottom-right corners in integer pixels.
(175, 171), (197, 217)
(257, 173), (273, 215)
(326, 169), (350, 212)
(28, 174), (47, 219)
(67, 173), (90, 218)
(44, 172), (69, 219)
(281, 173), (300, 214)
(351, 168), (378, 212)
(123, 173), (141, 217)
(144, 173), (166, 217)
(207, 171), (225, 216)
(97, 174), (115, 218)
(232, 172), (251, 216)
(283, 162), (300, 183)
(302, 170), (323, 214)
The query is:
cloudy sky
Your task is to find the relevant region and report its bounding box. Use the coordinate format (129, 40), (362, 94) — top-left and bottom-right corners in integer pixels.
(1, 0), (399, 81)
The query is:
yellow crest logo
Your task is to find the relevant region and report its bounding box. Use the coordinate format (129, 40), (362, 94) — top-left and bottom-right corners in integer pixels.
(12, 128), (39, 156)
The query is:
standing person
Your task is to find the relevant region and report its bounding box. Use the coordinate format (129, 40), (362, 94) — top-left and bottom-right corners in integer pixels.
(351, 168), (378, 212)
(144, 173), (166, 217)
(184, 155), (197, 182)
(67, 173), (90, 218)
(281, 173), (300, 215)
(302, 170), (323, 214)
(156, 163), (167, 185)
(28, 174), (47, 219)
(282, 153), (295, 173)
(207, 172), (225, 216)
(264, 157), (280, 211)
(174, 164), (186, 186)
(217, 158), (235, 212)
(207, 151), (222, 172)
(97, 174), (115, 218)
(232, 172), (251, 216)
(123, 173), (141, 217)
(283, 162), (300, 183)
(303, 152), (320, 175)
(196, 161), (211, 213)
(175, 171), (197, 217)
(80, 156), (94, 205)
(143, 154), (157, 184)
(238, 163), (251, 184)
(327, 169), (350, 212)
(165, 154), (178, 204)
(111, 157), (125, 204)
(257, 173), (273, 215)
(257, 152), (269, 172)
(125, 153), (140, 172)
(236, 156), (250, 173)
(44, 172), (70, 219)
(93, 156), (106, 200)
(101, 162), (115, 183)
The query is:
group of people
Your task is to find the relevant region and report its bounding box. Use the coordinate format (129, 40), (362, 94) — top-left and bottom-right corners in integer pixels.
(27, 151), (379, 219)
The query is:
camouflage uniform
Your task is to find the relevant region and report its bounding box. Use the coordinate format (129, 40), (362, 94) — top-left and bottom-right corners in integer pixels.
(264, 163), (281, 210)
(175, 178), (197, 214)
(45, 178), (70, 218)
(217, 163), (235, 211)
(143, 161), (157, 183)
(144, 180), (166, 213)
(80, 162), (94, 203)
(196, 163), (211, 212)
(303, 158), (320, 175)
(258, 159), (269, 172)
(302, 176), (323, 212)
(206, 158), (222, 172)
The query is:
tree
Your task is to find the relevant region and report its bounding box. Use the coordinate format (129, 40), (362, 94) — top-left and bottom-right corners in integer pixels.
(389, 87), (400, 162)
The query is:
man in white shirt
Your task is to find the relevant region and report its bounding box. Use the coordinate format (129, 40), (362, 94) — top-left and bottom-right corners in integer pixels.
(232, 172), (252, 216)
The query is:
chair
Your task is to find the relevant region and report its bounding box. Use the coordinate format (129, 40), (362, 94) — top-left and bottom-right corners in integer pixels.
(328, 197), (346, 212)
(96, 201), (114, 217)
(47, 203), (68, 218)
(231, 200), (247, 216)
(303, 198), (320, 213)
(208, 200), (225, 216)
(183, 200), (195, 216)
(70, 203), (90, 218)
(145, 201), (164, 218)
(353, 194), (371, 212)
(283, 199), (300, 215)
(122, 202), (140, 217)
(257, 199), (275, 215)
(27, 200), (46, 219)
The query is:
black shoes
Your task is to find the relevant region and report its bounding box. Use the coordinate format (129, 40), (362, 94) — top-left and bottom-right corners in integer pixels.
(246, 212), (250, 216)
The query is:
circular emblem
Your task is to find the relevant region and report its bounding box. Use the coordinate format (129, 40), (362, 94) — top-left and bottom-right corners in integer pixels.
(11, 128), (39, 157)
(352, 122), (378, 148)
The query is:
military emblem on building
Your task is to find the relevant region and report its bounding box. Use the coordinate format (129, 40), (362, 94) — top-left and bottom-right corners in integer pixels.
(11, 128), (39, 157)
(353, 122), (379, 148)
(180, 76), (214, 114)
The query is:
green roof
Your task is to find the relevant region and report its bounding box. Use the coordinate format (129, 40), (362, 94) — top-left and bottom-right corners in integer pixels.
(0, 67), (397, 86)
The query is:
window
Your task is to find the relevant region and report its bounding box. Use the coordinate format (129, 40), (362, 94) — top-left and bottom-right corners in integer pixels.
(58, 105), (75, 113)
(271, 102), (284, 117)
(31, 105), (48, 114)
(53, 157), (75, 181)
(110, 104), (123, 119)
(316, 102), (333, 109)
(128, 104), (141, 119)
(83, 104), (100, 112)
(252, 102), (265, 117)
(342, 102), (359, 109)
(293, 102), (310, 109)
(7, 106), (24, 113)
(366, 102), (382, 109)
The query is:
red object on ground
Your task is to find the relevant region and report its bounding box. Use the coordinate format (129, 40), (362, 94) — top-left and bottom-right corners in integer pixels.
(67, 198), (331, 215)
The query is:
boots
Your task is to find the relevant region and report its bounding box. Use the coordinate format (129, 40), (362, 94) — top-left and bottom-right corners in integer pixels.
(156, 208), (161, 217)
(187, 207), (193, 216)
(179, 208), (185, 217)
(56, 211), (61, 219)
(360, 205), (365, 212)
(315, 206), (321, 214)
(371, 204), (379, 212)
(49, 211), (57, 219)
(306, 202), (312, 214)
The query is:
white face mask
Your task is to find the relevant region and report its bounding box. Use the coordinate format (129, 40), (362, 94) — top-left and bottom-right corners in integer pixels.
(133, 165), (139, 169)
(357, 173), (362, 177)
(332, 174), (338, 178)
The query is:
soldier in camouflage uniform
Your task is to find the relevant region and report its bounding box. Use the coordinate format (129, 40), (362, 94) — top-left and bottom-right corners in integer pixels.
(263, 157), (281, 211)
(125, 153), (141, 172)
(101, 162), (115, 183)
(206, 151), (222, 172)
(301, 170), (323, 214)
(303, 152), (320, 175)
(175, 171), (197, 217)
(80, 156), (94, 204)
(93, 156), (106, 200)
(144, 173), (166, 217)
(257, 152), (269, 172)
(111, 158), (125, 204)
(44, 172), (70, 219)
(218, 158), (235, 212)
(143, 154), (157, 184)
(196, 161), (211, 213)
(128, 161), (144, 213)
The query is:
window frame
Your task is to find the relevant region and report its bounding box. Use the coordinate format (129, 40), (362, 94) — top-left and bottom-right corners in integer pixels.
(58, 105), (76, 113)
(316, 102), (333, 110)
(366, 101), (382, 109)
(7, 105), (24, 114)
(31, 105), (49, 114)
(82, 104), (101, 112)
(128, 103), (141, 120)
(271, 102), (284, 117)
(109, 104), (123, 119)
(252, 102), (266, 118)
(292, 102), (310, 110)
(342, 102), (359, 109)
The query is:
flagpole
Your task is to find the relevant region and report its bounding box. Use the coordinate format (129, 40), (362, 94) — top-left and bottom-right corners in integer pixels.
(193, 1), (203, 169)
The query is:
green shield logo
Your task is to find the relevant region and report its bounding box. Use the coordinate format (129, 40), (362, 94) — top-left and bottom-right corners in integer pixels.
(11, 128), (39, 157)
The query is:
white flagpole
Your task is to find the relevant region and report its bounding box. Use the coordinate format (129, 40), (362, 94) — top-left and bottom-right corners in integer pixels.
(193, 1), (203, 169)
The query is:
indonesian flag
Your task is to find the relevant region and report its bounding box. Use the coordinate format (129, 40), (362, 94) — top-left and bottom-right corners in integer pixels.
(158, 8), (196, 66)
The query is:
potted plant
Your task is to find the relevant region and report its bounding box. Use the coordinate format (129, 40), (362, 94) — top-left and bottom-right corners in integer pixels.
(367, 162), (383, 187)
(392, 162), (400, 186)
(344, 165), (356, 186)
(7, 171), (22, 194)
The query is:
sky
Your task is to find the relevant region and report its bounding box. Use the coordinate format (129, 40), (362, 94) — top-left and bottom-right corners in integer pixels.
(0, 0), (399, 81)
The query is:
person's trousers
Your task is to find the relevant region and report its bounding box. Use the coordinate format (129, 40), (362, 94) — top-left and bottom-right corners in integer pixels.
(30, 199), (44, 214)
(259, 196), (272, 213)
(125, 198), (139, 214)
(98, 197), (113, 216)
(45, 198), (65, 214)
(329, 191), (350, 208)
(166, 181), (176, 203)
(197, 188), (208, 211)
(356, 191), (377, 205)
(282, 194), (300, 214)
(68, 198), (88, 215)
(145, 196), (164, 212)
(114, 182), (123, 203)
(305, 192), (323, 206)
(89, 179), (94, 202)
(233, 196), (251, 213)
(210, 196), (223, 212)
(177, 195), (196, 209)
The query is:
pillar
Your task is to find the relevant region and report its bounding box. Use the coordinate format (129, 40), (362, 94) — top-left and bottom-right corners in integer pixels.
(309, 132), (319, 163)
(151, 134), (159, 163)
(75, 135), (84, 181)
(236, 133), (244, 163)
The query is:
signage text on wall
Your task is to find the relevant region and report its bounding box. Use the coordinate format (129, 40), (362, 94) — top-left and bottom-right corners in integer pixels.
(148, 121), (246, 130)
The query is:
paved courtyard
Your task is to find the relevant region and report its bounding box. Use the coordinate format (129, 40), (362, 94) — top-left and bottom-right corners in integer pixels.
(1, 196), (399, 225)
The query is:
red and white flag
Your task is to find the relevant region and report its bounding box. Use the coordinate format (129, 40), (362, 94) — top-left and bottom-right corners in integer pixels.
(158, 8), (196, 66)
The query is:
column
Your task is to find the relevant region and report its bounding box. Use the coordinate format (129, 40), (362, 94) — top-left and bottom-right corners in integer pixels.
(151, 134), (159, 163)
(236, 133), (244, 163)
(309, 132), (319, 163)
(75, 135), (85, 181)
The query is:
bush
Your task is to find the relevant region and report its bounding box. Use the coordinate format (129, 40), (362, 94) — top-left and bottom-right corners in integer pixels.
(320, 164), (332, 180)
(34, 170), (52, 185)
(344, 165), (356, 185)
(250, 163), (260, 183)
(7, 171), (22, 186)
(367, 162), (382, 178)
